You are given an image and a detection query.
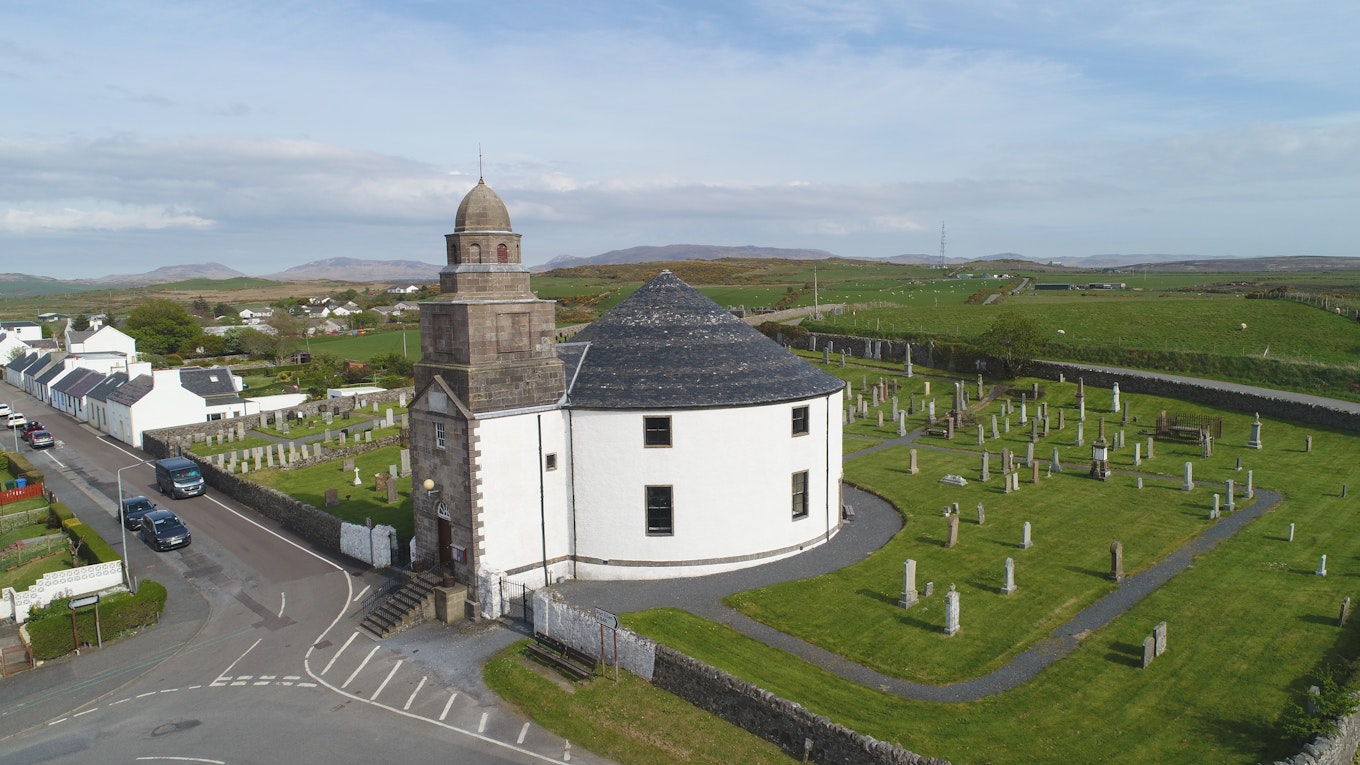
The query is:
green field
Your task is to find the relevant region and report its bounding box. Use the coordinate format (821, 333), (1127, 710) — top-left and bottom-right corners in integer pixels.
(247, 444), (414, 540)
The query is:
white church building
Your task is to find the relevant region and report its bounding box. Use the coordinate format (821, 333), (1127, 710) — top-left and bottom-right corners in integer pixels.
(409, 179), (845, 605)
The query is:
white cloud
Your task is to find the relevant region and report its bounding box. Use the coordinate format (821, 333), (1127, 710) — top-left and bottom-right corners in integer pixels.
(0, 204), (214, 233)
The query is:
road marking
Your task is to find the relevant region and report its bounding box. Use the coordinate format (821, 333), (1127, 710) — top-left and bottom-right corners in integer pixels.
(283, 675), (300, 681)
(439, 692), (457, 721)
(187, 685), (202, 690)
(217, 638), (262, 680)
(47, 718), (67, 726)
(260, 675), (276, 680)
(297, 682), (316, 688)
(253, 681), (270, 686)
(370, 660), (403, 701)
(353, 584), (371, 602)
(41, 451), (67, 468)
(517, 722), (529, 744)
(478, 712), (488, 733)
(73, 709), (96, 718)
(112, 698), (130, 705)
(342, 645), (380, 689)
(135, 757), (226, 763)
(321, 631), (358, 675)
(159, 688), (178, 693)
(403, 676), (427, 710)
(136, 692), (157, 698)
(278, 591), (286, 618)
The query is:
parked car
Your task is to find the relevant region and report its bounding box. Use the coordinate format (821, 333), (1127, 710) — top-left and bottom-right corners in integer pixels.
(155, 456), (205, 499)
(27, 430), (54, 449)
(20, 421), (45, 442)
(6, 412), (25, 429)
(138, 509), (192, 551)
(121, 496), (158, 530)
(0, 402), (10, 418)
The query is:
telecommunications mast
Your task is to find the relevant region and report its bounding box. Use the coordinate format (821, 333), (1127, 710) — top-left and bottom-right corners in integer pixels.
(939, 223), (947, 268)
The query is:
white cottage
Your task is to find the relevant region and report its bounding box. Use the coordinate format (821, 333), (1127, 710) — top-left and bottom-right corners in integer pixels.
(410, 180), (845, 603)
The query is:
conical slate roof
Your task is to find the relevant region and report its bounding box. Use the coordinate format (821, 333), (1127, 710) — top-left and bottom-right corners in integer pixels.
(564, 271), (844, 409)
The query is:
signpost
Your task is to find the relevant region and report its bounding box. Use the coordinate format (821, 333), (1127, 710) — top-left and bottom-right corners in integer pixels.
(69, 594), (102, 652)
(595, 608), (619, 682)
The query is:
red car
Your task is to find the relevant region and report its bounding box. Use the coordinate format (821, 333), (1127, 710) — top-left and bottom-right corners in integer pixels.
(20, 421), (45, 442)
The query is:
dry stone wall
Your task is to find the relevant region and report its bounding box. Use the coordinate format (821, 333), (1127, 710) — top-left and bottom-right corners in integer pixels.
(1273, 705), (1360, 765)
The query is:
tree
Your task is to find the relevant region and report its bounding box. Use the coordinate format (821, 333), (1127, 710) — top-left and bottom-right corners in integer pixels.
(370, 352), (413, 378)
(977, 312), (1043, 377)
(70, 314), (90, 332)
(124, 299), (202, 356)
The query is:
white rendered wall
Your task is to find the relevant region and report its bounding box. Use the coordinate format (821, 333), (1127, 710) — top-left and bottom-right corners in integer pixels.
(569, 392), (842, 580)
(474, 409), (573, 587)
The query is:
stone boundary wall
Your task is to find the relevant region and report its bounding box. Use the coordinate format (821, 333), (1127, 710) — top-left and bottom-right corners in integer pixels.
(532, 593), (944, 765)
(1030, 361), (1360, 434)
(1273, 703), (1360, 765)
(144, 386), (414, 456)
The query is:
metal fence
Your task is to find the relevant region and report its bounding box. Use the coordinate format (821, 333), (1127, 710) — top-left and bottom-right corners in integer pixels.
(499, 578), (535, 626)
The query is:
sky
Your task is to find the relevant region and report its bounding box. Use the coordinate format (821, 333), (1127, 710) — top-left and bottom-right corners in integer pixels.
(2, 1), (1359, 279)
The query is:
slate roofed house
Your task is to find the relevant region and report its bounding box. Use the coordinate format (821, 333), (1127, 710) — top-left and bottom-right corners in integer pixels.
(0, 320), (43, 343)
(24, 352), (68, 399)
(0, 331), (31, 366)
(86, 371), (129, 432)
(65, 324), (137, 360)
(302, 305), (330, 319)
(50, 367), (105, 420)
(26, 338), (60, 352)
(104, 367), (260, 448)
(179, 367), (257, 421)
(5, 351), (46, 389)
(386, 284), (421, 294)
(394, 301), (420, 312)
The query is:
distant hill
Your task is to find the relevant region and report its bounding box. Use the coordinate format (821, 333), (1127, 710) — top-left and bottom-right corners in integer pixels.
(535, 244), (840, 272)
(1115, 256), (1360, 272)
(264, 257), (441, 282)
(98, 262), (248, 286)
(0, 273), (103, 298)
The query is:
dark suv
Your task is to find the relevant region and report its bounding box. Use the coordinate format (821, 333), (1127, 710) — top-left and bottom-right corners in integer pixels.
(139, 509), (191, 551)
(121, 496), (158, 530)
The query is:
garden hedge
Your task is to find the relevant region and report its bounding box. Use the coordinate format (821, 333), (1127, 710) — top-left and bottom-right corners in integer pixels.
(26, 581), (168, 660)
(63, 521), (120, 564)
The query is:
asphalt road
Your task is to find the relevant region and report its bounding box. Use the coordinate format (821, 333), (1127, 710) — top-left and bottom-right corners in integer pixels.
(1, 391), (605, 765)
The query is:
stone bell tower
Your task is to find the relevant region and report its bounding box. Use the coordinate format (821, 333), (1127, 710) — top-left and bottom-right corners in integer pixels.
(410, 177), (564, 579)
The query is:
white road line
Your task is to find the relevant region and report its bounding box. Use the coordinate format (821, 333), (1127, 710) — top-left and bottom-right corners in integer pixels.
(260, 675), (276, 680)
(187, 685), (202, 690)
(369, 660), (403, 701)
(135, 757), (226, 763)
(439, 692), (457, 721)
(283, 675), (300, 681)
(403, 676), (427, 710)
(159, 688), (178, 693)
(136, 692), (157, 698)
(111, 698), (130, 705)
(342, 645), (380, 689)
(217, 638), (262, 680)
(42, 452), (67, 468)
(73, 709), (96, 718)
(353, 584), (371, 602)
(478, 712), (488, 733)
(278, 591), (286, 618)
(516, 722), (529, 744)
(321, 631), (359, 675)
(46, 718), (66, 726)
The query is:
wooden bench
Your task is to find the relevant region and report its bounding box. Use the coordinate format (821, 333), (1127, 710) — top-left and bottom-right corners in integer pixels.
(527, 632), (597, 681)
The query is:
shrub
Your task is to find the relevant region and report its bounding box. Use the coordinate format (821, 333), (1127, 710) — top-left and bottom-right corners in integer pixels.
(2, 451), (43, 484)
(63, 521), (121, 564)
(26, 581), (168, 660)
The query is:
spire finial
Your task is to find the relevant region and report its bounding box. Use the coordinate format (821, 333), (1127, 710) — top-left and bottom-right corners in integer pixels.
(478, 145), (484, 183)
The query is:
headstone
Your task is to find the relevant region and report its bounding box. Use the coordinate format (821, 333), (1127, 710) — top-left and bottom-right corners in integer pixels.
(980, 451), (990, 482)
(1043, 416), (1050, 438)
(265, 449), (274, 468)
(353, 467), (363, 486)
(840, 352), (846, 367)
(946, 515), (960, 548)
(385, 408), (395, 428)
(386, 476), (399, 504)
(324, 411), (334, 424)
(1025, 442), (1034, 467)
(1316, 554), (1327, 577)
(880, 412), (886, 428)
(1246, 470), (1254, 499)
(1136, 476), (1144, 490)
(908, 449), (919, 474)
(343, 458), (355, 472)
(1110, 541), (1124, 582)
(1134, 442), (1142, 466)
(1075, 421), (1084, 448)
(904, 345), (913, 377)
(1306, 435), (1313, 453)
(976, 503), (985, 525)
(1111, 383), (1121, 413)
(282, 422), (290, 435)
(1183, 462), (1194, 491)
(924, 581), (934, 598)
(1225, 480), (1235, 511)
(944, 585), (960, 636)
(928, 400), (936, 424)
(324, 488), (340, 507)
(1032, 461), (1040, 484)
(1002, 558), (1016, 595)
(1058, 408), (1066, 430)
(375, 472), (388, 492)
(399, 392), (407, 407)
(823, 348), (830, 364)
(991, 414), (999, 439)
(1020, 399), (1028, 425)
(977, 424), (985, 445)
(1289, 522), (1295, 542)
(1122, 401), (1130, 425)
(1079, 397), (1086, 422)
(338, 431), (347, 446)
(1341, 597), (1352, 628)
(1247, 412), (1263, 449)
(240, 462), (249, 474)
(1235, 456), (1242, 471)
(899, 560), (919, 608)
(324, 428), (332, 443)
(1011, 471), (1021, 492)
(1004, 416), (1010, 434)
(1211, 494), (1220, 519)
(1154, 621), (1167, 656)
(389, 464), (399, 480)
(1051, 446), (1062, 473)
(898, 413), (907, 437)
(1022, 521), (1032, 549)
(977, 374), (984, 401)
(924, 381), (931, 395)
(1142, 636), (1155, 669)
(400, 449), (411, 476)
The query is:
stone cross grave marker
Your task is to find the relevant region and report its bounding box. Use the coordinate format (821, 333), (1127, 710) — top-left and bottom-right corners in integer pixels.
(353, 467), (363, 486)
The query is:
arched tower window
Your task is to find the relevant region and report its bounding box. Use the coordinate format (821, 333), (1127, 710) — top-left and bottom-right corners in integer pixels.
(470, 243), (481, 262)
(497, 243), (508, 263)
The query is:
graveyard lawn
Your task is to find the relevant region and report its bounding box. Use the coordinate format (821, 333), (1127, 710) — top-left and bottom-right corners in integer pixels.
(245, 444), (414, 541)
(254, 405), (408, 441)
(191, 435), (276, 458)
(629, 388), (1360, 764)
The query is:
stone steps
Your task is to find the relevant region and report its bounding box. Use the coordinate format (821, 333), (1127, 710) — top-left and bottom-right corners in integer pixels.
(359, 571), (442, 639)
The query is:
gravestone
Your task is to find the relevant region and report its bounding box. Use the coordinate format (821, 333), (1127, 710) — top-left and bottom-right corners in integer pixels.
(1147, 437), (1155, 459)
(904, 345), (912, 377)
(343, 458), (355, 473)
(1051, 447), (1062, 473)
(375, 472), (388, 492)
(282, 422), (291, 435)
(924, 582), (934, 598)
(977, 374), (984, 401)
(1011, 471), (1021, 492)
(389, 464), (399, 480)
(384, 408), (394, 428)
(1137, 476), (1144, 490)
(1004, 416), (1010, 434)
(265, 449), (274, 468)
(1133, 442), (1141, 466)
(1306, 435), (1313, 453)
(338, 432), (347, 446)
(944, 585), (960, 636)
(1247, 412), (1263, 449)
(1183, 462), (1194, 491)
(980, 451), (990, 482)
(927, 400), (936, 424)
(840, 352), (846, 367)
(1225, 480), (1235, 511)
(324, 411), (334, 425)
(1025, 442), (1034, 467)
(946, 515), (960, 548)
(924, 381), (931, 395)
(898, 413), (907, 437)
(324, 488), (340, 507)
(823, 348), (830, 364)
(1022, 521), (1033, 550)
(324, 428), (332, 443)
(898, 560), (919, 608)
(386, 477), (399, 504)
(1111, 383), (1120, 413)
(1154, 621), (1167, 656)
(977, 424), (985, 445)
(1341, 597), (1352, 628)
(908, 449), (919, 475)
(1289, 522), (1295, 542)
(1316, 554), (1327, 577)
(1246, 470), (1254, 499)
(976, 503), (985, 525)
(1211, 494), (1220, 519)
(1020, 399), (1028, 425)
(1142, 636), (1156, 669)
(399, 392), (407, 407)
(400, 449), (411, 476)
(1002, 558), (1016, 595)
(1032, 461), (1040, 483)
(1043, 416), (1050, 438)
(1058, 408), (1066, 430)
(990, 414), (1000, 439)
(240, 462), (249, 474)
(1110, 541), (1125, 582)
(1122, 401), (1130, 425)
(1075, 421), (1084, 448)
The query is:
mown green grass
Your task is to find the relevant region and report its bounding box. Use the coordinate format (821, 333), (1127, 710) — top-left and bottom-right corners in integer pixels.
(247, 444), (413, 540)
(0, 548), (72, 592)
(484, 642), (798, 765)
(628, 386), (1360, 764)
(304, 327), (420, 361)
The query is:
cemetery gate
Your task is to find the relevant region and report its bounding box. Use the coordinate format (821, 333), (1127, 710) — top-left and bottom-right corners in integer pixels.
(498, 577), (535, 626)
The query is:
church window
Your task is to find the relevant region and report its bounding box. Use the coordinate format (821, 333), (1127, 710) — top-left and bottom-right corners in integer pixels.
(497, 243), (508, 263)
(791, 471), (809, 519)
(544, 453), (557, 471)
(644, 416), (672, 447)
(435, 422), (445, 450)
(470, 243), (481, 262)
(646, 486), (673, 535)
(792, 406), (809, 436)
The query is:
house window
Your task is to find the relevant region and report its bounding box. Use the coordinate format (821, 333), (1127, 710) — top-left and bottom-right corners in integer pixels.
(792, 406), (809, 436)
(646, 486), (673, 535)
(792, 471), (809, 519)
(643, 416), (672, 447)
(544, 453), (557, 471)
(435, 422), (446, 450)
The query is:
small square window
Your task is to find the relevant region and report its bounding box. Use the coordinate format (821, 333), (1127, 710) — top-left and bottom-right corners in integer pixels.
(435, 421), (446, 450)
(545, 453), (558, 471)
(792, 406), (810, 436)
(644, 416), (672, 447)
(646, 486), (674, 535)
(792, 471), (809, 519)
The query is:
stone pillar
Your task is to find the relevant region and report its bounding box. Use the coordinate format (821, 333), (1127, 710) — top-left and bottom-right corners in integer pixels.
(1022, 521), (1032, 549)
(899, 560), (919, 608)
(944, 585), (960, 636)
(1183, 461), (1194, 491)
(946, 515), (960, 548)
(1110, 541), (1124, 582)
(1002, 558), (1016, 595)
(1247, 413), (1263, 449)
(908, 449), (919, 474)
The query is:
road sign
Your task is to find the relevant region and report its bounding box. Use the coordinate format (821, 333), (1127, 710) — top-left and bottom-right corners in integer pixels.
(69, 595), (99, 610)
(594, 607), (618, 630)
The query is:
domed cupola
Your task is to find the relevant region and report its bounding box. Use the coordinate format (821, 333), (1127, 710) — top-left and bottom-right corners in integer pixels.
(454, 179), (512, 233)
